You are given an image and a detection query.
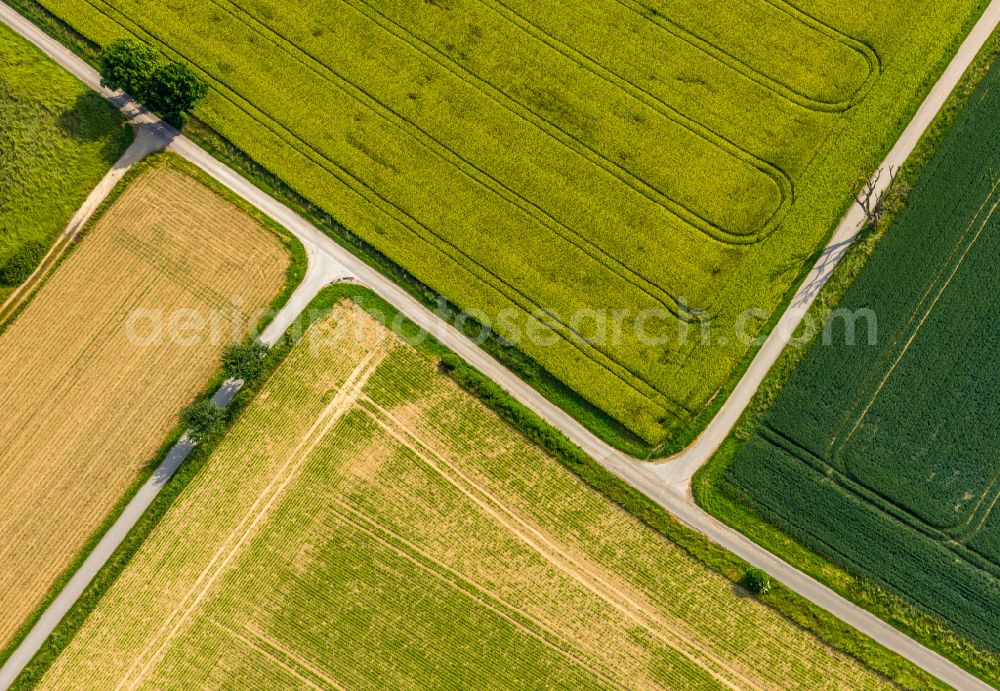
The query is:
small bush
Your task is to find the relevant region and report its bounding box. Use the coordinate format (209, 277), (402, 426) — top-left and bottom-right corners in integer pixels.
(180, 399), (225, 443)
(0, 240), (49, 286)
(742, 568), (773, 596)
(222, 340), (270, 383)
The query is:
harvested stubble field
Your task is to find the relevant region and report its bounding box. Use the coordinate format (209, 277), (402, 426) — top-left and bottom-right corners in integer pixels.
(39, 300), (896, 690)
(27, 0), (989, 446)
(0, 163), (288, 654)
(0, 21), (129, 297)
(725, 59), (1000, 653)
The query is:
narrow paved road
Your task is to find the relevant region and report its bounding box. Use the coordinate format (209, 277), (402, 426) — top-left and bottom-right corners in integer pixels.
(1, 2), (998, 688)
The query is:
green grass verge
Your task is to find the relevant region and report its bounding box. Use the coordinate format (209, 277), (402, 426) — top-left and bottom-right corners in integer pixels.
(694, 28), (1000, 688)
(0, 19), (131, 295)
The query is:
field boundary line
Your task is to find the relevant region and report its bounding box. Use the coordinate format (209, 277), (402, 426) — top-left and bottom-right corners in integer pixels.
(217, 0), (698, 321)
(0, 124), (166, 328)
(358, 396), (757, 690)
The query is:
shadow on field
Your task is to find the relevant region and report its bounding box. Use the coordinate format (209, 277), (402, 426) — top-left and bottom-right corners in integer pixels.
(730, 582), (754, 599)
(56, 91), (133, 165)
(55, 91), (111, 141)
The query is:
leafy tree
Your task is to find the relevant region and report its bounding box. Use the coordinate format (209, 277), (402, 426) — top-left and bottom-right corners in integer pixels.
(98, 39), (207, 128)
(98, 37), (159, 96)
(143, 61), (208, 128)
(180, 399), (225, 443)
(222, 340), (270, 383)
(742, 568), (773, 596)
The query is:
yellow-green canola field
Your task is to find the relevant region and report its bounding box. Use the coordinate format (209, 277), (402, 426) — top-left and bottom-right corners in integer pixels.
(29, 0), (990, 445)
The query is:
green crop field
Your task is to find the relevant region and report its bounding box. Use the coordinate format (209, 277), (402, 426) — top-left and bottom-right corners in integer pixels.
(0, 21), (129, 297)
(37, 299), (896, 689)
(26, 0), (988, 446)
(725, 59), (1000, 652)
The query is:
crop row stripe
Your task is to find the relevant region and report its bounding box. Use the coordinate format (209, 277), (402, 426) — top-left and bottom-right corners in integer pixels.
(222, 0), (698, 324)
(74, 0), (693, 420)
(481, 0), (794, 243)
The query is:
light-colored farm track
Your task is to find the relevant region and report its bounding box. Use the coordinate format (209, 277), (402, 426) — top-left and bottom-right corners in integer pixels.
(0, 163), (288, 652)
(37, 303), (893, 690)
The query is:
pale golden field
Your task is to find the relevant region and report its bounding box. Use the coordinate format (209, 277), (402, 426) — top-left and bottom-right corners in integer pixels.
(39, 300), (892, 690)
(0, 163), (288, 651)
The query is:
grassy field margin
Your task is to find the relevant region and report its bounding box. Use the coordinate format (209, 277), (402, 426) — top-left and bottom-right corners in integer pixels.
(0, 151), (306, 675)
(693, 29), (1000, 688)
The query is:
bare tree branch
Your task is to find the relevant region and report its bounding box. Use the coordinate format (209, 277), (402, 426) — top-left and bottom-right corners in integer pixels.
(855, 165), (899, 227)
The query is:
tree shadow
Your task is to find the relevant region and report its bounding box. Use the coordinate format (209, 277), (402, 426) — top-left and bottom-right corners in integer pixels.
(55, 91), (114, 142)
(731, 581), (753, 599)
(55, 91), (131, 166)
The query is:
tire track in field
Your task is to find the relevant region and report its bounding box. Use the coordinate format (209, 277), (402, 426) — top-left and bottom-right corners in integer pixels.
(118, 346), (389, 690)
(305, 0), (711, 317)
(336, 0), (756, 256)
(208, 619), (348, 691)
(479, 0), (794, 242)
(829, 179), (1000, 452)
(837, 181), (1000, 450)
(615, 0), (879, 112)
(324, 496), (629, 689)
(758, 426), (1000, 581)
(73, 0), (693, 424)
(357, 396), (761, 690)
(218, 0), (700, 321)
